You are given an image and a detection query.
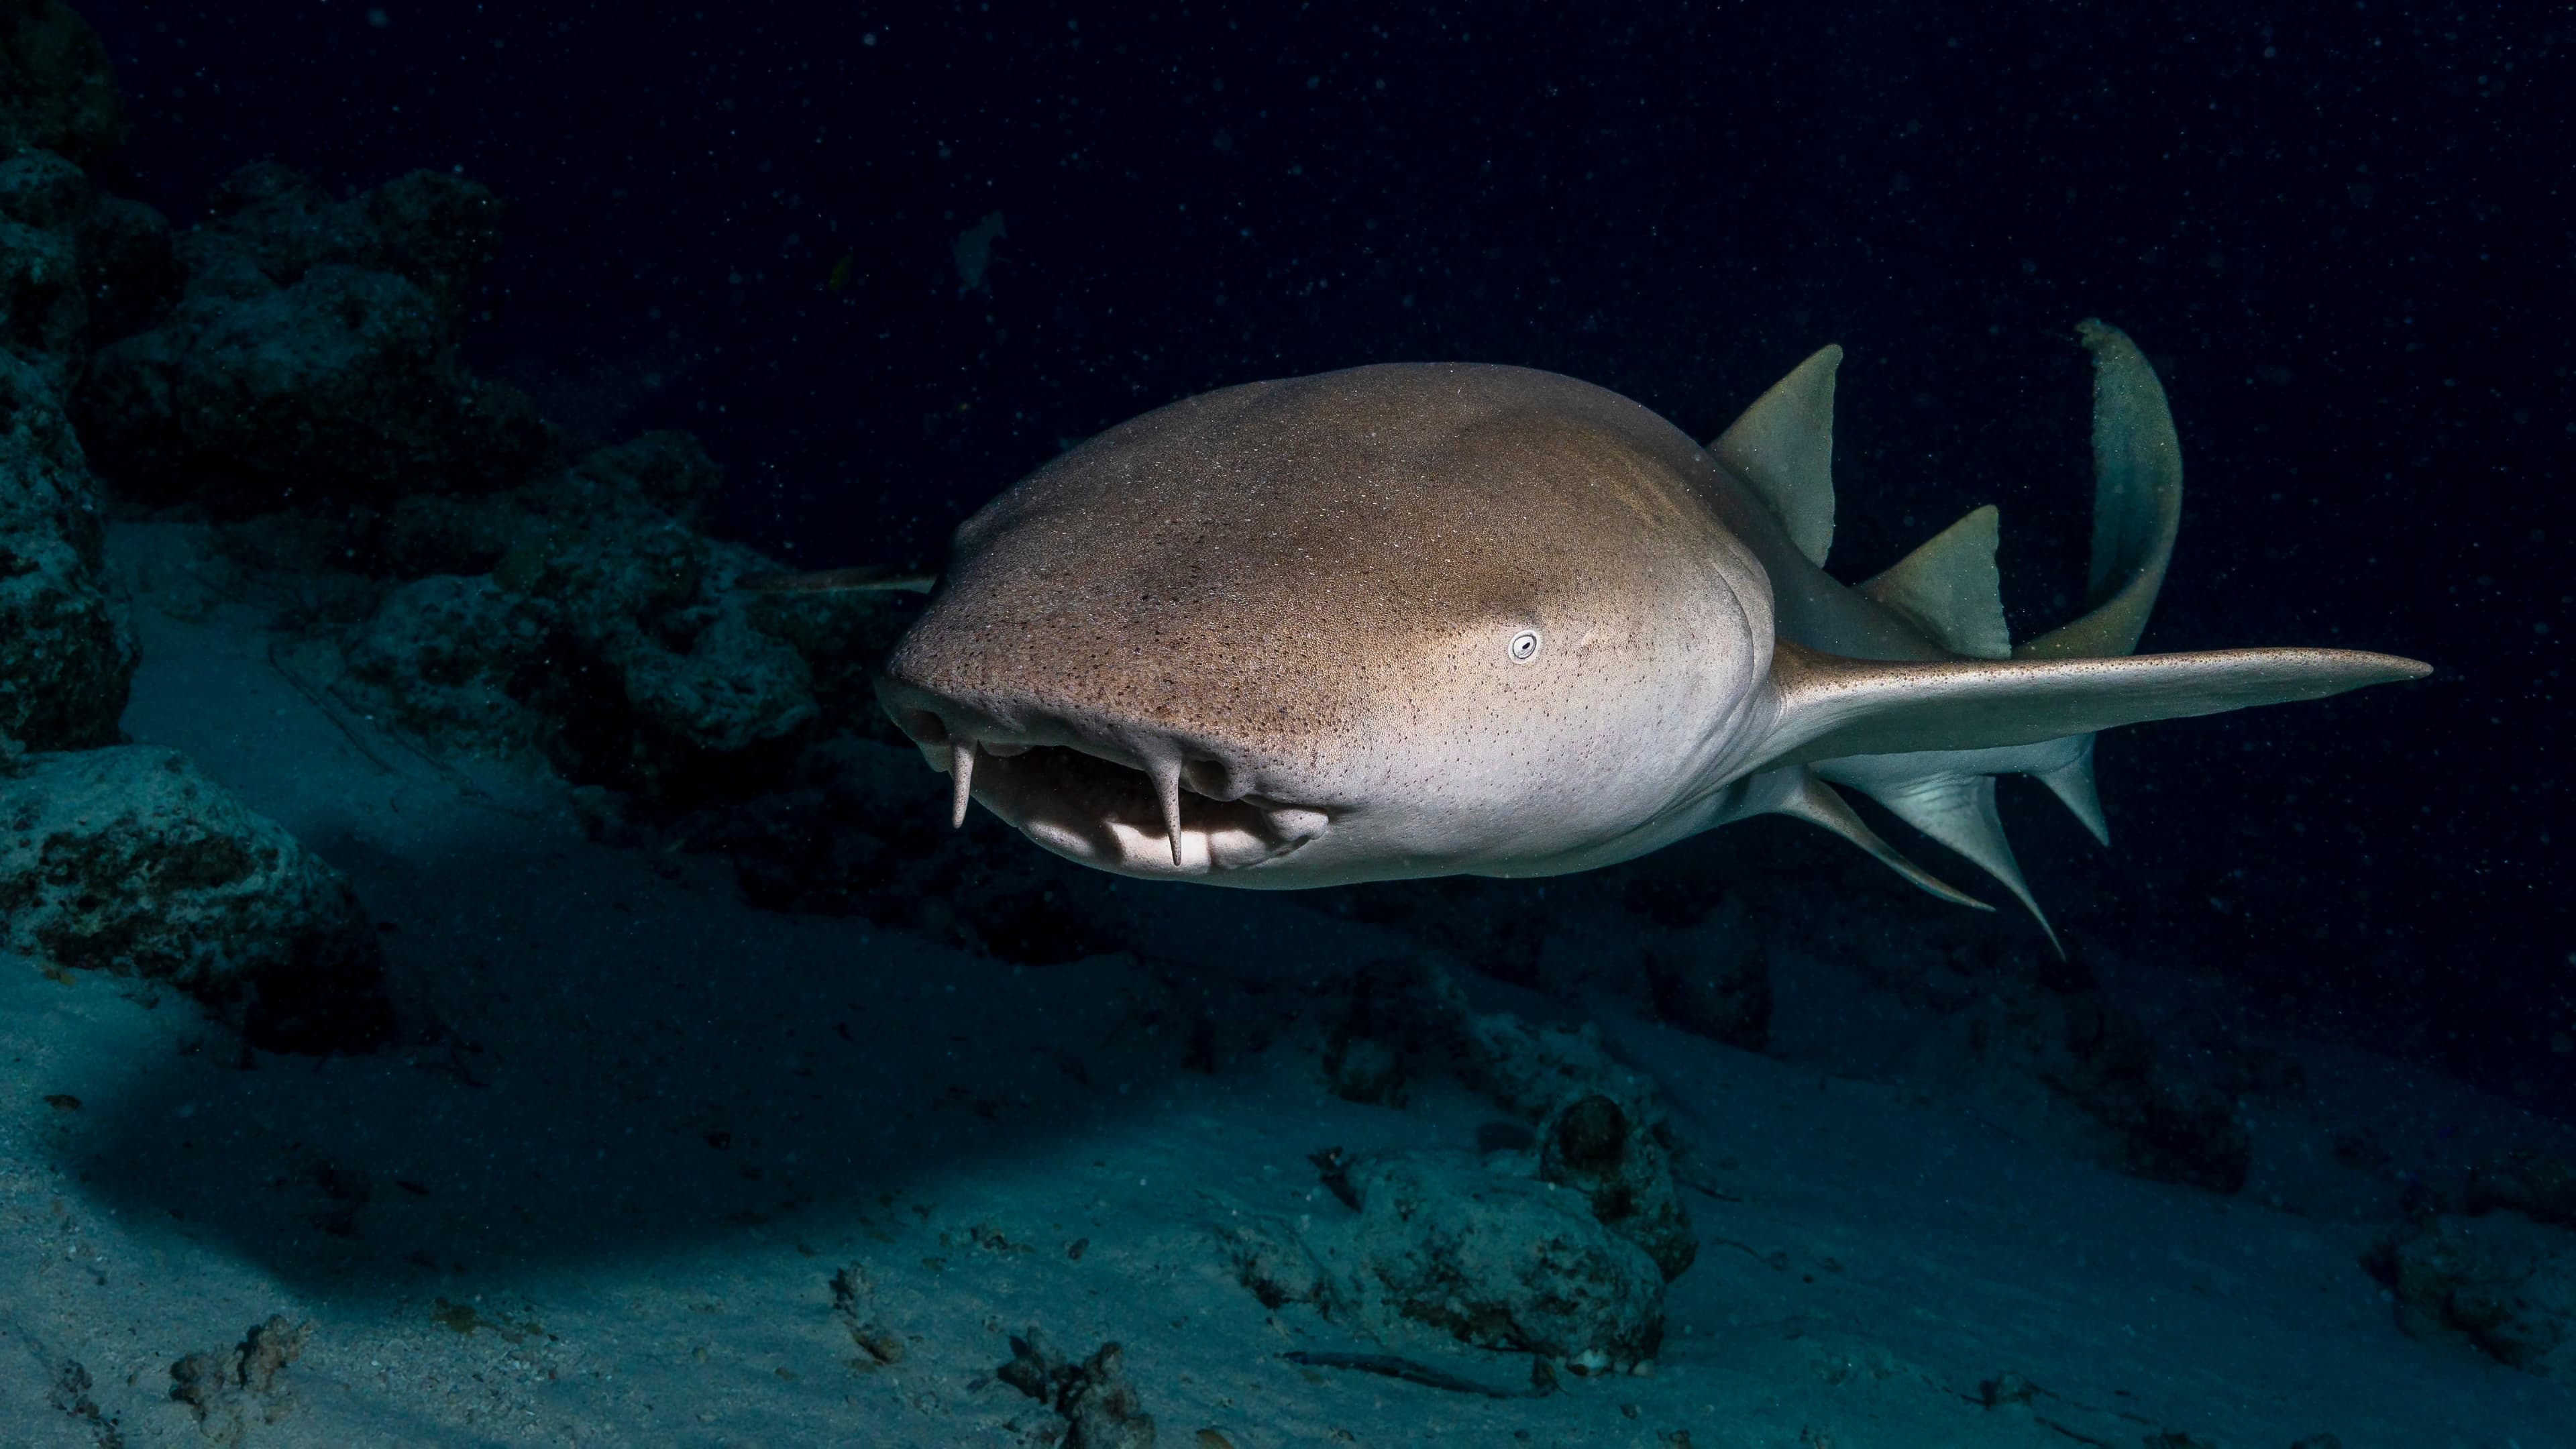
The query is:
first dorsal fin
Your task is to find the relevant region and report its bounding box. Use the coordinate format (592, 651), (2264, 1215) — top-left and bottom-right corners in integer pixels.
(1860, 504), (2011, 660)
(1713, 344), (1841, 568)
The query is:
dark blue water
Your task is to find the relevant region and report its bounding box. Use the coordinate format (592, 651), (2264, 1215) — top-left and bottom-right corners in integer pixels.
(83, 1), (2568, 1112)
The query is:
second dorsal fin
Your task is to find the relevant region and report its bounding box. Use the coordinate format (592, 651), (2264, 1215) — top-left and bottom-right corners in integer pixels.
(1713, 344), (1841, 567)
(1860, 504), (2012, 660)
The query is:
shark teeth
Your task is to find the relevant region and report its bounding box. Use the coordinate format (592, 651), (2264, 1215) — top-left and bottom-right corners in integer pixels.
(1149, 756), (1186, 867)
(949, 739), (976, 828)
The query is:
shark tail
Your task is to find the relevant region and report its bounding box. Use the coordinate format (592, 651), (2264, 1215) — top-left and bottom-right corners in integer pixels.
(1813, 321), (2176, 948)
(1767, 323), (2422, 954)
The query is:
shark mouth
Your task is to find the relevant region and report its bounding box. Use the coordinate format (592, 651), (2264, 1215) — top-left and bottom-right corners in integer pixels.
(888, 708), (1331, 881)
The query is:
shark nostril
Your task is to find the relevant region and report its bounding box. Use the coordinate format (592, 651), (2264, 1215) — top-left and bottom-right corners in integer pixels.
(903, 709), (951, 747)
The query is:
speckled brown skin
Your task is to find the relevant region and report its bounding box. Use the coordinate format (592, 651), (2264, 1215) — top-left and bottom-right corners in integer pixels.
(877, 363), (1788, 885)
(875, 359), (2427, 890)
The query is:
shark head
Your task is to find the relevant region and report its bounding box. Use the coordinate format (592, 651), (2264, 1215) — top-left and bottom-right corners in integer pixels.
(876, 364), (1784, 885)
(869, 328), (2426, 924)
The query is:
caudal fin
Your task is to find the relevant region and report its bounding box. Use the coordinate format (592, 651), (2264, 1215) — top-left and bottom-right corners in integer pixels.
(2016, 320), (2186, 662)
(1772, 322), (2425, 951)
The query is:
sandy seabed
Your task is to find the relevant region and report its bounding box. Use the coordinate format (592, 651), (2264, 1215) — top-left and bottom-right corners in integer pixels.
(2, 525), (2567, 1448)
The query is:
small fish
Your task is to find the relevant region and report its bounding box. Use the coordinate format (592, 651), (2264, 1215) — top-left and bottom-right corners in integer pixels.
(824, 251), (856, 294)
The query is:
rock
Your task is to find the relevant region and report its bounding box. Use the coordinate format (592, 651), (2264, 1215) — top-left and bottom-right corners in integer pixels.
(173, 162), (499, 318)
(1324, 1030), (1407, 1106)
(1643, 896), (1771, 1049)
(0, 517), (128, 750)
(1226, 1150), (1666, 1368)
(89, 262), (549, 504)
(741, 580), (924, 738)
(826, 1262), (905, 1367)
(356, 168), (512, 317)
(0, 146), (85, 229)
(0, 746), (392, 1052)
(82, 163), (553, 507)
(2467, 1149), (2576, 1230)
(371, 435), (713, 584)
(1427, 971), (1642, 1118)
(609, 606), (818, 755)
(1214, 1220), (1328, 1311)
(1535, 1091), (1697, 1280)
(0, 177), (85, 388)
(569, 429), (724, 523)
(170, 1316), (313, 1444)
(996, 1330), (1157, 1449)
(1337, 1151), (1664, 1366)
(1962, 984), (2253, 1194)
(46, 1357), (112, 1442)
(515, 548), (820, 792)
(1306, 959), (1700, 1282)
(2375, 1211), (2576, 1379)
(1063, 1343), (1155, 1449)
(0, 149), (177, 381)
(0, 0), (123, 166)
(377, 488), (538, 578)
(0, 350), (131, 749)
(74, 193), (178, 342)
(1978, 1371), (2037, 1407)
(340, 574), (552, 754)
(2039, 991), (2251, 1193)
(321, 435), (835, 794)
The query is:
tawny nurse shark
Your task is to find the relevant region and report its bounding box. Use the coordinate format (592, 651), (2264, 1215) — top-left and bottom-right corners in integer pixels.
(855, 323), (2427, 943)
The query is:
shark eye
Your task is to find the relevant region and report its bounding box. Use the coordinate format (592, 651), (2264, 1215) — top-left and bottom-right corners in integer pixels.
(1508, 629), (1542, 663)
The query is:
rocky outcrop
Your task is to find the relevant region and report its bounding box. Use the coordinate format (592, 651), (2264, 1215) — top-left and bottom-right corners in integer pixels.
(0, 745), (393, 1053)
(1222, 1148), (1666, 1369)
(2375, 1210), (2576, 1380)
(0, 0), (123, 167)
(83, 163), (552, 506)
(0, 143), (176, 386)
(0, 347), (130, 749)
(326, 431), (830, 794)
